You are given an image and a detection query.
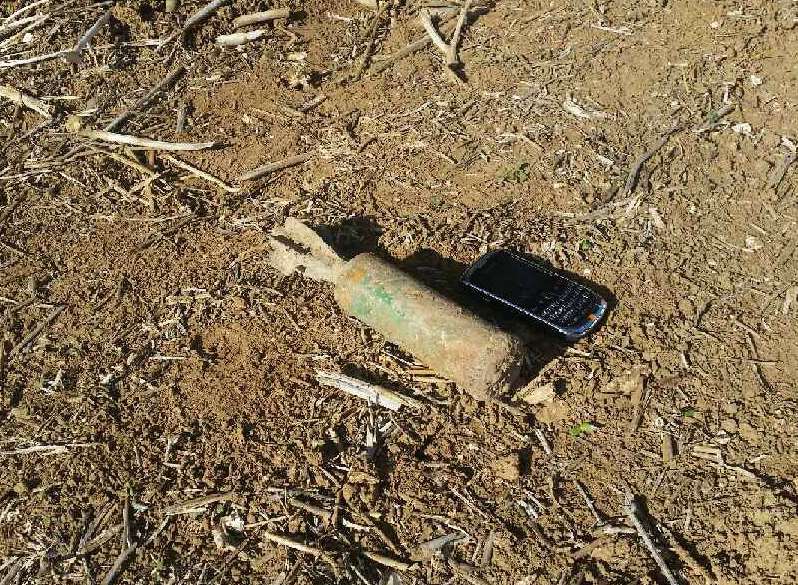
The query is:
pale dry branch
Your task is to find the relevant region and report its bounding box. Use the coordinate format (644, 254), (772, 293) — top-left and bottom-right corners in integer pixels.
(625, 495), (681, 585)
(446, 0), (471, 65)
(163, 492), (236, 515)
(81, 130), (217, 151)
(0, 85), (51, 117)
(162, 154), (240, 192)
(65, 6), (112, 64)
(316, 370), (422, 411)
(233, 8), (290, 28)
(216, 29), (266, 46)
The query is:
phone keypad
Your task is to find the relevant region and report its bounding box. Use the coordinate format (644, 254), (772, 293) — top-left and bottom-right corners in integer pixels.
(539, 284), (595, 326)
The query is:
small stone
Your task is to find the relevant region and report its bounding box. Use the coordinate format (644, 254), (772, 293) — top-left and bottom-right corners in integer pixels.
(489, 453), (521, 482)
(535, 400), (571, 424)
(65, 115), (83, 133)
(720, 418), (738, 433)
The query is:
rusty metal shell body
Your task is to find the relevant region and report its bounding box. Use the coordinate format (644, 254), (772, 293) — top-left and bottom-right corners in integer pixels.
(334, 253), (524, 399)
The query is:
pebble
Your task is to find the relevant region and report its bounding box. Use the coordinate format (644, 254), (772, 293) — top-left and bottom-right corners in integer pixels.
(489, 453), (521, 482)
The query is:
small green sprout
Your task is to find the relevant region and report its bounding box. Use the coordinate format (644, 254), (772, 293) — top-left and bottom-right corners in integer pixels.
(499, 161), (530, 184)
(569, 422), (597, 437)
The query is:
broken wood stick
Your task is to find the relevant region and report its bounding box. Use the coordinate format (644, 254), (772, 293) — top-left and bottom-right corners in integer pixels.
(446, 0), (471, 66)
(100, 499), (137, 585)
(65, 6), (112, 64)
(162, 154), (240, 192)
(104, 66), (186, 132)
(163, 492), (235, 516)
(81, 130), (217, 151)
(216, 29), (266, 47)
(263, 530), (340, 577)
(0, 85), (52, 117)
(0, 442), (98, 456)
(622, 125), (681, 196)
(625, 494), (681, 585)
(0, 49), (72, 69)
(183, 0), (231, 35)
(9, 304), (65, 356)
(238, 152), (313, 181)
(371, 14), (460, 74)
(233, 8), (290, 28)
(361, 550), (414, 571)
(419, 10), (450, 55)
(89, 146), (157, 178)
(316, 370), (422, 411)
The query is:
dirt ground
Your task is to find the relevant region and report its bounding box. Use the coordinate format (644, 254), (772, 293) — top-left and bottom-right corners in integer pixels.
(1, 0), (797, 583)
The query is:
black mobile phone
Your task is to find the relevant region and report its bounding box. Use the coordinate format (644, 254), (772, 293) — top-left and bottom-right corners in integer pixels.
(460, 250), (607, 340)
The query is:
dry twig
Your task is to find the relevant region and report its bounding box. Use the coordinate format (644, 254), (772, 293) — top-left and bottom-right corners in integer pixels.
(233, 8), (290, 28)
(238, 152), (314, 181)
(163, 492), (235, 515)
(162, 154), (240, 192)
(316, 370), (422, 411)
(183, 0), (231, 35)
(216, 30), (266, 46)
(65, 7), (112, 64)
(81, 130), (217, 151)
(622, 126), (681, 196)
(0, 85), (52, 117)
(446, 0), (472, 66)
(262, 531), (340, 577)
(625, 495), (681, 585)
(104, 66), (186, 132)
(9, 305), (65, 356)
(0, 442), (98, 456)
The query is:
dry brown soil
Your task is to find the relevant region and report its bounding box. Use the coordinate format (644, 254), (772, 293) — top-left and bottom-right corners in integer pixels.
(1, 0), (797, 583)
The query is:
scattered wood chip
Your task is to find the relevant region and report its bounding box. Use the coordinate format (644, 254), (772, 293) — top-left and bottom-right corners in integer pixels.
(535, 400), (570, 424)
(418, 531), (467, 555)
(352, 0), (378, 9)
(480, 530), (495, 567)
(489, 452), (521, 482)
(513, 381), (555, 405)
(562, 96), (607, 120)
(662, 433), (675, 463)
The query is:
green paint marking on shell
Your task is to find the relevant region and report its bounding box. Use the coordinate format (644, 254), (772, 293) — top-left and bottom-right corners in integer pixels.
(349, 274), (406, 326)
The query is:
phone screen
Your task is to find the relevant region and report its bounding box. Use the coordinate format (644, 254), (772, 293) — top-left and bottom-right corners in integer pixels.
(468, 251), (568, 313)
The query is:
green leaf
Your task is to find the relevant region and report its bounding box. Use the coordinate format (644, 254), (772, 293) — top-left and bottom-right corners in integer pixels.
(499, 162), (530, 184)
(681, 408), (697, 418)
(569, 422), (596, 437)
